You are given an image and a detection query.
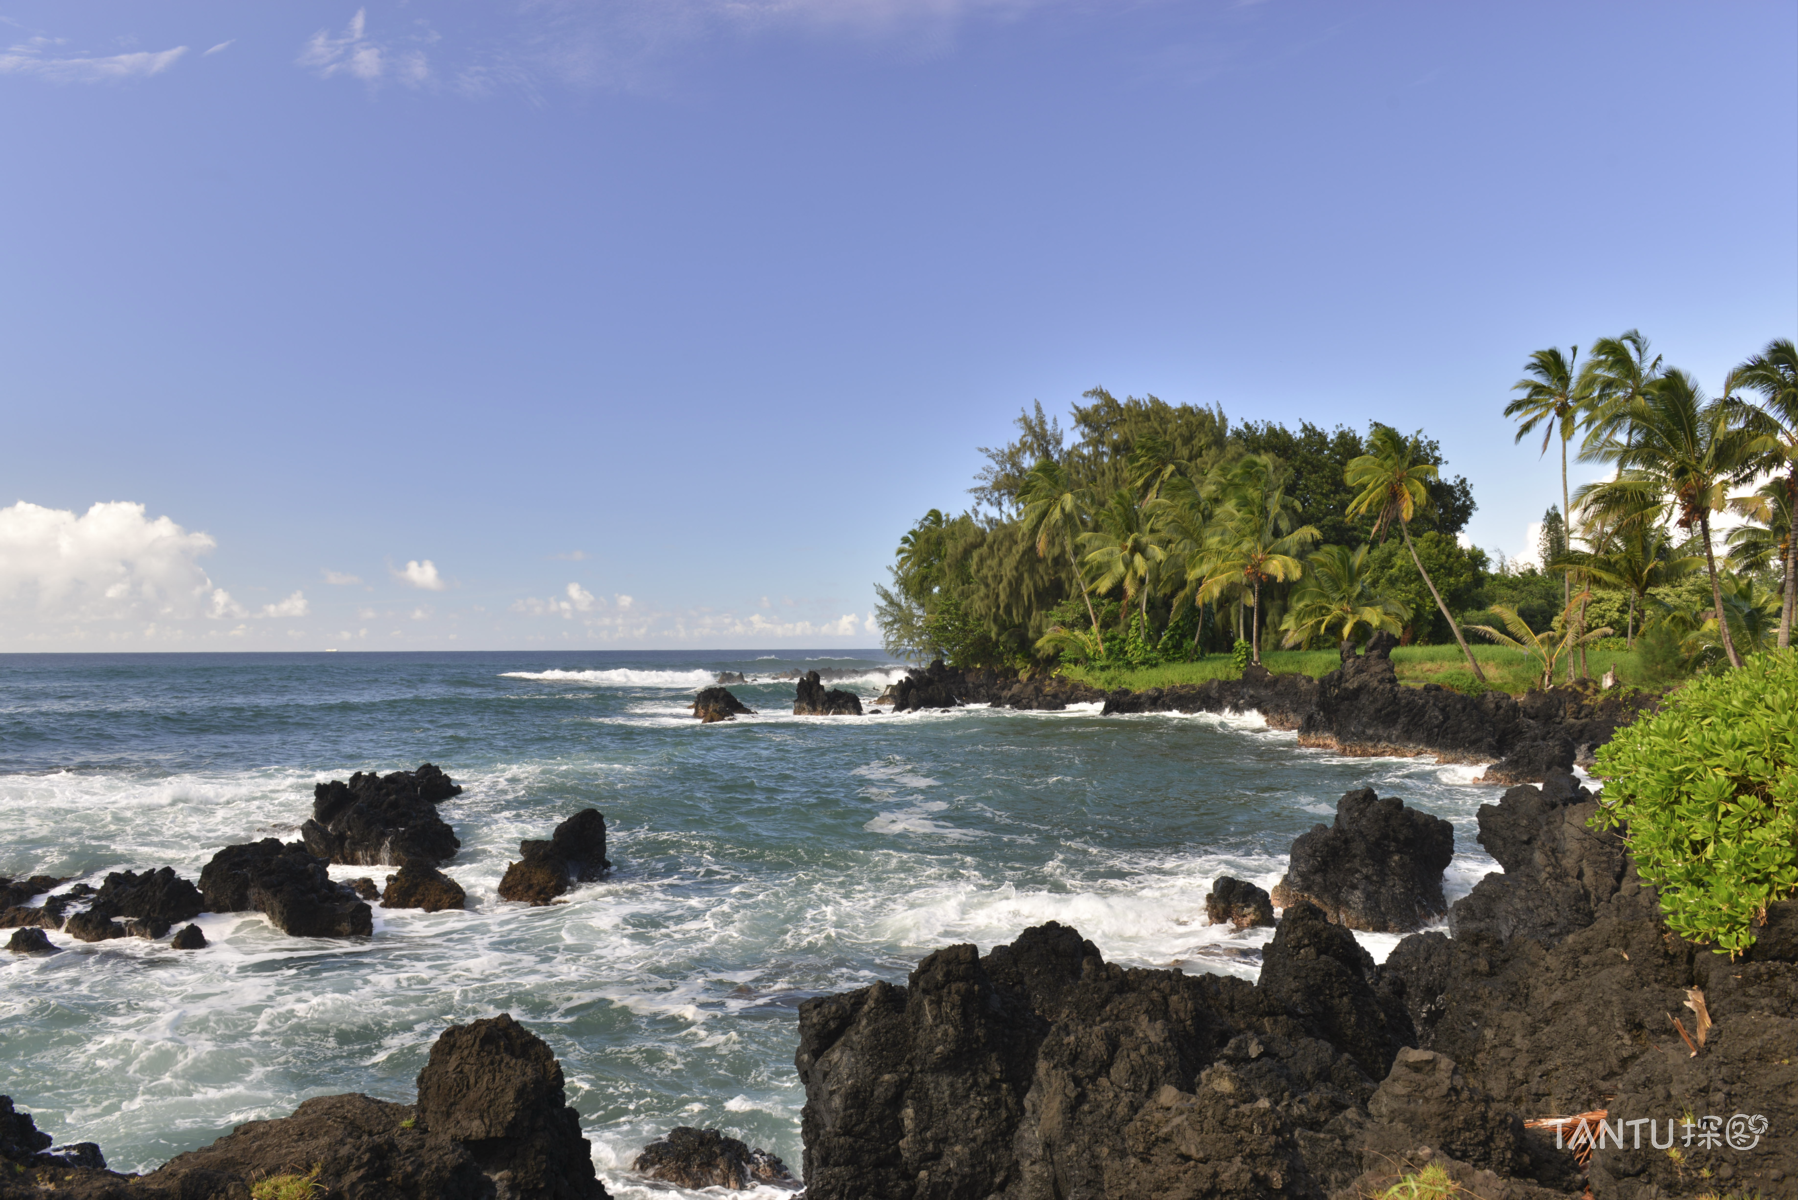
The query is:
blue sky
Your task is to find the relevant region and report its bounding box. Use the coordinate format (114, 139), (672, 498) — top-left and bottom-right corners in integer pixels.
(2, 1), (1793, 652)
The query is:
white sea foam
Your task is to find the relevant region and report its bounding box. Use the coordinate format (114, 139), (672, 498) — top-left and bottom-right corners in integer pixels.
(500, 668), (719, 688)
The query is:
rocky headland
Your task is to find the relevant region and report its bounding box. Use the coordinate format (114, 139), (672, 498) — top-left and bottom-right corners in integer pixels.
(875, 634), (1660, 783)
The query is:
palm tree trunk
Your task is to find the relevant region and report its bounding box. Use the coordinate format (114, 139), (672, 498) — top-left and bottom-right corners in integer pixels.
(1698, 510), (1743, 669)
(1781, 470), (1796, 651)
(1252, 578), (1261, 665)
(1626, 591), (1636, 650)
(1577, 578), (1590, 680)
(1066, 530), (1105, 658)
(1402, 520), (1488, 682)
(1560, 436), (1573, 683)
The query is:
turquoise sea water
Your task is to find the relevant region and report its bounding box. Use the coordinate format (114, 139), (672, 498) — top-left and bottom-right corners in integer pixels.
(0, 651), (1503, 1196)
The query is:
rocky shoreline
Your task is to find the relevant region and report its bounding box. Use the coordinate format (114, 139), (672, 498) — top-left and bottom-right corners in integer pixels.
(795, 773), (1798, 1200)
(870, 634), (1660, 784)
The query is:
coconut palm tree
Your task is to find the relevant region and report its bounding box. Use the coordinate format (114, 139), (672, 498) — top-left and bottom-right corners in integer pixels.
(1579, 329), (1664, 449)
(1728, 337), (1798, 648)
(1574, 504), (1702, 648)
(1079, 489), (1166, 631)
(1189, 455), (1317, 665)
(1278, 543), (1410, 651)
(1579, 370), (1761, 668)
(1018, 460), (1106, 658)
(1728, 478), (1792, 581)
(1506, 346), (1588, 613)
(1345, 426), (1488, 681)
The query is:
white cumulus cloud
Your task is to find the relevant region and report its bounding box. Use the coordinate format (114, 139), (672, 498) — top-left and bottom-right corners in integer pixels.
(0, 38), (187, 83)
(0, 501), (231, 621)
(394, 559), (446, 590)
(259, 591), (310, 618)
(512, 582), (603, 619)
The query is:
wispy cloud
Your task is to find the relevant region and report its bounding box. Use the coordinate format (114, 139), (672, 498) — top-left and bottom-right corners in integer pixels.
(393, 558), (448, 590)
(322, 569), (362, 585)
(550, 549), (588, 561)
(299, 8), (429, 85)
(0, 37), (187, 83)
(204, 41), (234, 57)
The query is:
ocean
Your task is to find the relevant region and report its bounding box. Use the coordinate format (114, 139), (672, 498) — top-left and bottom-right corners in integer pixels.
(0, 650), (1503, 1196)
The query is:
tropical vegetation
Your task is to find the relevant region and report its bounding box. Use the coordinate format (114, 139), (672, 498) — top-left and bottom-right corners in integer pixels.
(875, 332), (1798, 695)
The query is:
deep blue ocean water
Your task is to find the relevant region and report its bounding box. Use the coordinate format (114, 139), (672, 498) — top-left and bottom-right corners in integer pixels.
(0, 651), (1503, 1195)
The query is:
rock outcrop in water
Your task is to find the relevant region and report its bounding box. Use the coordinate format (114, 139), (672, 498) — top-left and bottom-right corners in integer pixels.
(1205, 876), (1274, 929)
(302, 763), (463, 866)
(6, 927), (56, 954)
(199, 838), (373, 937)
(793, 671), (862, 716)
(498, 809), (611, 905)
(381, 858), (467, 912)
(881, 638), (1658, 782)
(634, 1126), (796, 1190)
(0, 1014), (610, 1200)
(77, 867), (206, 939)
(1270, 788), (1455, 932)
(692, 685), (754, 723)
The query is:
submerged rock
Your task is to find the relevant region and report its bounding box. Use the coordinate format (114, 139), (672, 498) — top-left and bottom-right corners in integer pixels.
(692, 685), (754, 723)
(792, 671), (862, 716)
(498, 809), (611, 906)
(6, 927), (56, 954)
(1271, 788), (1454, 932)
(301, 763), (463, 867)
(634, 1126), (796, 1190)
(169, 923), (206, 950)
(1205, 876), (1274, 929)
(200, 838), (373, 938)
(382, 859), (467, 912)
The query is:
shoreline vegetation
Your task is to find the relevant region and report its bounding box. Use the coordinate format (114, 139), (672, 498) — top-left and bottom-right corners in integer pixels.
(875, 334), (1797, 696)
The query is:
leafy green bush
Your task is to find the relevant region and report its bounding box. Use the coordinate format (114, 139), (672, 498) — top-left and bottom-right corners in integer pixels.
(1591, 651), (1798, 955)
(1231, 639), (1253, 671)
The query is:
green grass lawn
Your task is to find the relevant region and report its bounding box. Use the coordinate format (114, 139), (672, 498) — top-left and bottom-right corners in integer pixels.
(1062, 642), (1653, 696)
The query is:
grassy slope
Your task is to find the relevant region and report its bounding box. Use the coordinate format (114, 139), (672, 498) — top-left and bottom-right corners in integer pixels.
(1063, 643), (1650, 696)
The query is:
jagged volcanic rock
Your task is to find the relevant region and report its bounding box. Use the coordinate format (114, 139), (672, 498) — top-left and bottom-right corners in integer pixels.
(382, 859), (467, 912)
(633, 1126), (795, 1190)
(0, 1015), (610, 1200)
(792, 671), (862, 716)
(79, 867), (205, 939)
(169, 923), (206, 950)
(199, 838), (373, 937)
(498, 809), (610, 906)
(1205, 876), (1275, 928)
(1271, 789), (1455, 932)
(692, 686), (754, 723)
(301, 763), (463, 867)
(1447, 771), (1630, 945)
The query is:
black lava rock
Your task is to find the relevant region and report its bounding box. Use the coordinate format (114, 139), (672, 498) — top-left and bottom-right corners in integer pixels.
(792, 671), (862, 716)
(199, 839), (372, 938)
(634, 1126), (795, 1190)
(1205, 876), (1275, 929)
(301, 763), (463, 867)
(692, 686), (754, 723)
(1271, 788), (1454, 932)
(498, 809), (611, 906)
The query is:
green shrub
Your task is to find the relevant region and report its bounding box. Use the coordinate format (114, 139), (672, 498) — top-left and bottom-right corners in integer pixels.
(1591, 651), (1798, 955)
(1232, 639), (1253, 671)
(1379, 1162), (1458, 1199)
(252, 1165), (323, 1200)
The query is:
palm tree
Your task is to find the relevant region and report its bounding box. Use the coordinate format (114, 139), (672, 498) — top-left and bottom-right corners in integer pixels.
(1579, 329), (1664, 449)
(1018, 460), (1105, 658)
(1729, 337), (1798, 649)
(1278, 543), (1409, 651)
(1467, 593), (1613, 691)
(1579, 370), (1761, 668)
(1345, 426), (1488, 681)
(1079, 489), (1166, 631)
(1190, 455), (1317, 665)
(1728, 478), (1793, 579)
(1506, 346), (1587, 614)
(1573, 503), (1702, 648)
